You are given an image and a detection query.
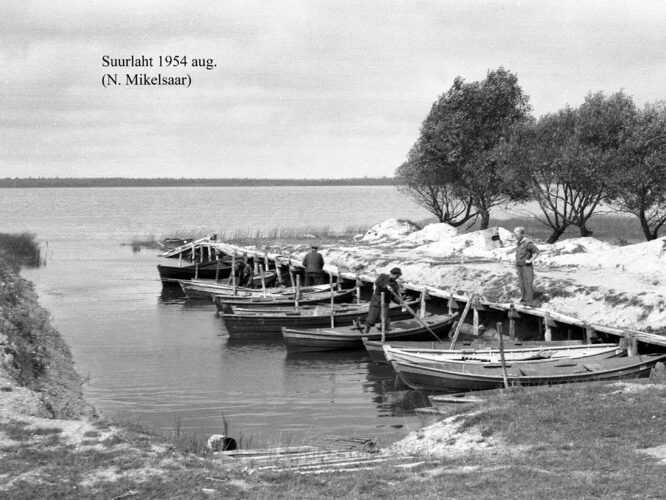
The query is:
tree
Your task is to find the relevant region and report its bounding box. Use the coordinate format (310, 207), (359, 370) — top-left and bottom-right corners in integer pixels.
(395, 137), (476, 226)
(571, 91), (637, 236)
(396, 68), (532, 229)
(615, 102), (666, 240)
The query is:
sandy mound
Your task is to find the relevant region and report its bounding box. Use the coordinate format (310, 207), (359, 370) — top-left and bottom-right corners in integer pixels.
(361, 219), (420, 242)
(401, 223), (459, 244)
(418, 227), (514, 259)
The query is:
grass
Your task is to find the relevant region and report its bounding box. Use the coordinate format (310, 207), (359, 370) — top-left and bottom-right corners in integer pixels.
(1, 381), (665, 498)
(0, 232), (41, 268)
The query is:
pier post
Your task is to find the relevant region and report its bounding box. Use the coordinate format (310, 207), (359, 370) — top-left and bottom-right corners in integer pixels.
(260, 264), (267, 297)
(330, 273), (335, 328)
(232, 253), (237, 295)
(447, 291), (458, 315)
(380, 292), (386, 342)
(295, 275), (300, 308)
(508, 305), (519, 341)
(584, 324), (593, 344)
(355, 272), (361, 305)
(472, 298), (479, 336)
(420, 287), (426, 318)
(544, 311), (552, 342)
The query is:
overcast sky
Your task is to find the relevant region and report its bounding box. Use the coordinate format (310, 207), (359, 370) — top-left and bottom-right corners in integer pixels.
(1, 0), (665, 179)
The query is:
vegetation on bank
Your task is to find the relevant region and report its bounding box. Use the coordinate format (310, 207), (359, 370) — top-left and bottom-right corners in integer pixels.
(2, 380), (665, 498)
(396, 67), (666, 242)
(0, 234), (88, 418)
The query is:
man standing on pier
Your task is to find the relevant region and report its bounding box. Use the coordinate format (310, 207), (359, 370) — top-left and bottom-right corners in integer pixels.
(514, 227), (540, 305)
(302, 244), (325, 286)
(364, 267), (403, 333)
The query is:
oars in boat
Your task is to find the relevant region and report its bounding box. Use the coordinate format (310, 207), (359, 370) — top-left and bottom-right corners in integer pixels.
(387, 287), (443, 342)
(449, 294), (475, 349)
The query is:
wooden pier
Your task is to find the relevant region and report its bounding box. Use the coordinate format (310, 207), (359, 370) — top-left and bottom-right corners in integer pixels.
(161, 239), (666, 349)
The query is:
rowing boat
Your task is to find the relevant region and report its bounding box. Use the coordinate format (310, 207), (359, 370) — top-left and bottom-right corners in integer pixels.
(213, 288), (355, 309)
(179, 278), (323, 300)
(281, 313), (457, 352)
(219, 300), (420, 339)
(389, 353), (666, 392)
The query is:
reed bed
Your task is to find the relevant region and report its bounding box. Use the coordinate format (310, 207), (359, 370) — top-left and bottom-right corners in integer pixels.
(0, 231), (41, 267)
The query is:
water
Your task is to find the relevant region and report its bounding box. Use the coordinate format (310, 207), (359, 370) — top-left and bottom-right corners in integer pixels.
(3, 186), (433, 447)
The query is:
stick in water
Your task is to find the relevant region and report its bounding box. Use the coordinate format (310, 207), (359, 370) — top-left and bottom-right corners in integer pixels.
(497, 322), (510, 390)
(387, 287), (444, 342)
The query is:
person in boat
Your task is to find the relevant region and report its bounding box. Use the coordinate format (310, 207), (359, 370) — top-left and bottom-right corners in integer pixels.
(302, 244), (325, 286)
(513, 227), (540, 305)
(364, 267), (403, 333)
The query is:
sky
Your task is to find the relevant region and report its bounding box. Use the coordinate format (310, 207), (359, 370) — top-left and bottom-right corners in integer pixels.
(1, 0), (665, 179)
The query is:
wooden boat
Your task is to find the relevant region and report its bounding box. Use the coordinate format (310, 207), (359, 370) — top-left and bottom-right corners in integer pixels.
(158, 261), (233, 284)
(219, 299), (420, 339)
(180, 279), (327, 300)
(383, 343), (625, 365)
(214, 288), (355, 309)
(363, 339), (584, 364)
(281, 313), (457, 352)
(389, 353), (666, 392)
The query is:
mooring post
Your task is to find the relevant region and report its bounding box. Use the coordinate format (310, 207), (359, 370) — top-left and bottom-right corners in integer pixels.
(330, 273), (335, 328)
(508, 305), (518, 341)
(472, 298), (480, 336)
(215, 259), (220, 282)
(194, 262), (199, 280)
(264, 252), (270, 277)
(275, 257), (283, 285)
(380, 292), (386, 342)
(449, 294), (474, 349)
(178, 254), (182, 268)
(259, 264), (267, 298)
(355, 272), (362, 305)
(295, 274), (300, 308)
(497, 322), (510, 390)
(544, 311), (552, 342)
(584, 324), (593, 344)
(420, 287), (427, 319)
(232, 253), (237, 295)
(447, 291), (457, 315)
(567, 328), (572, 340)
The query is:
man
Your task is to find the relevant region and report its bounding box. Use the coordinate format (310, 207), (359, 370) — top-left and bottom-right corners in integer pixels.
(364, 267), (403, 334)
(302, 244), (325, 286)
(513, 227), (540, 305)
(239, 255), (254, 288)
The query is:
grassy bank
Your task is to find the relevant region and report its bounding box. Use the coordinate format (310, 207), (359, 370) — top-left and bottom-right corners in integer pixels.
(0, 232), (41, 268)
(2, 380), (665, 498)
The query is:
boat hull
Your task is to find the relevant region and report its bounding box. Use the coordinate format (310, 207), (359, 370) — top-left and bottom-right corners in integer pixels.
(390, 354), (666, 392)
(282, 314), (456, 352)
(220, 300), (419, 339)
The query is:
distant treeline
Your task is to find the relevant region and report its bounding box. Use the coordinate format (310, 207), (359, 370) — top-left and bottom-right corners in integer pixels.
(0, 177), (395, 188)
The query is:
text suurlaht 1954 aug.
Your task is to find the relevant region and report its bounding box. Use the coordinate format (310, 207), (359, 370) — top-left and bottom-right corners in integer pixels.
(101, 55), (216, 88)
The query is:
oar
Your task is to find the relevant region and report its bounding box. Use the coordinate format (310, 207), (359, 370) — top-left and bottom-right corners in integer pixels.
(449, 294), (475, 349)
(387, 287), (444, 342)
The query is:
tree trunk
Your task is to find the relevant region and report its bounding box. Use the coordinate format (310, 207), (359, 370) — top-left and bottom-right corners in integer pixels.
(578, 223), (593, 237)
(478, 210), (490, 230)
(638, 211), (657, 241)
(546, 225), (568, 244)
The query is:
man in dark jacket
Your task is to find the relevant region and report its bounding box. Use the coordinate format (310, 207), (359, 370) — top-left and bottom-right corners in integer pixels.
(302, 245), (325, 286)
(364, 267), (403, 333)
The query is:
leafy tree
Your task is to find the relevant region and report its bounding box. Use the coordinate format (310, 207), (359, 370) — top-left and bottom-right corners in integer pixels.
(396, 68), (531, 229)
(615, 102), (666, 240)
(571, 91), (637, 236)
(395, 137), (476, 226)
(508, 92), (636, 243)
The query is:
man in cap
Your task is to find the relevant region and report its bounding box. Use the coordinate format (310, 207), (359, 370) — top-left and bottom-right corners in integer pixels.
(302, 244), (325, 286)
(513, 227), (540, 305)
(364, 267), (403, 333)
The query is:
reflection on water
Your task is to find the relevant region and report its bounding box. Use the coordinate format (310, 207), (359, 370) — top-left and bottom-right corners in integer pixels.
(9, 186), (431, 447)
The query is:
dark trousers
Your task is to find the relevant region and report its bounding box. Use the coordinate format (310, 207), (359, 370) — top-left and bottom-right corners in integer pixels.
(516, 264), (534, 304)
(304, 272), (324, 286)
(364, 296), (390, 333)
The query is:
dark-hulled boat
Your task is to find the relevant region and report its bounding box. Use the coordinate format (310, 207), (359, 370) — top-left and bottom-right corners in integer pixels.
(214, 288), (355, 309)
(389, 353), (666, 392)
(281, 313), (457, 352)
(219, 300), (420, 339)
(158, 261), (233, 285)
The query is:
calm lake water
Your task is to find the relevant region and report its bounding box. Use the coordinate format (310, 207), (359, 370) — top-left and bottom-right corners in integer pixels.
(4, 186), (436, 447)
